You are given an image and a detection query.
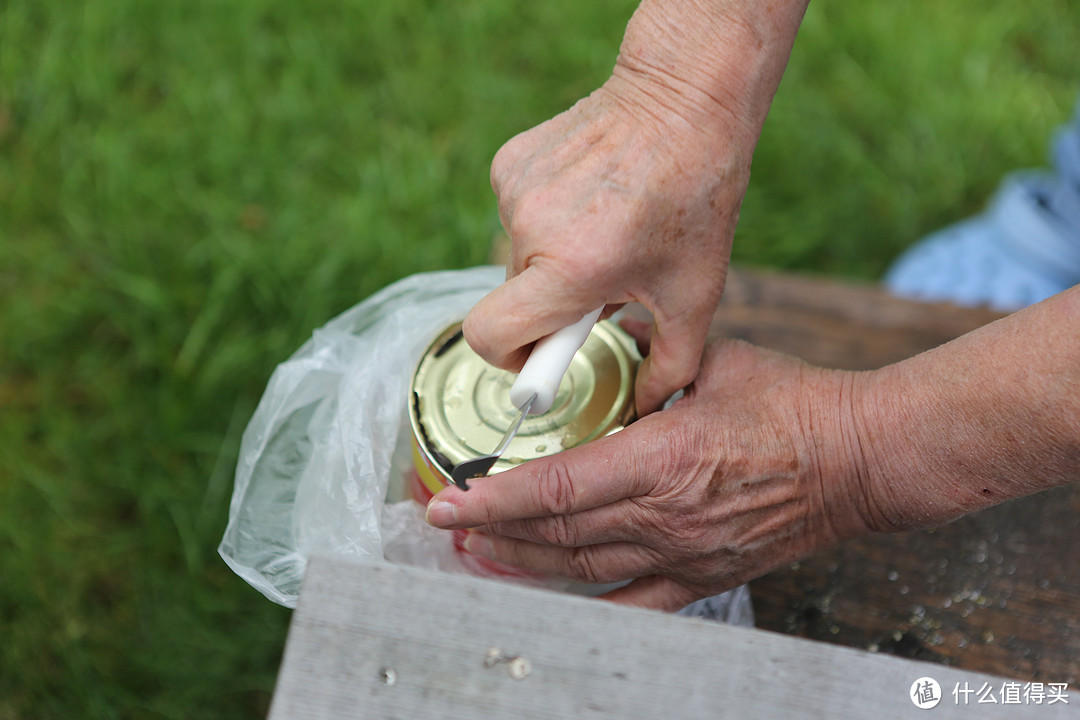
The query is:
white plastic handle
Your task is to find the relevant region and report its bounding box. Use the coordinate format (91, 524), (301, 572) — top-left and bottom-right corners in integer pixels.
(510, 307), (603, 415)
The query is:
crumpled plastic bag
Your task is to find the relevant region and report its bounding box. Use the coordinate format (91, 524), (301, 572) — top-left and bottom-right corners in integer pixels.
(218, 266), (753, 627)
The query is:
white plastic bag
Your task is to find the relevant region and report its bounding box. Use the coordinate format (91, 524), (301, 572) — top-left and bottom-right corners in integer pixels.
(219, 267), (753, 627)
(219, 266), (504, 606)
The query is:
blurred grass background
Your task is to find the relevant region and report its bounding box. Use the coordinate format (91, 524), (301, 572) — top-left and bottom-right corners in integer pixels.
(0, 0), (1076, 716)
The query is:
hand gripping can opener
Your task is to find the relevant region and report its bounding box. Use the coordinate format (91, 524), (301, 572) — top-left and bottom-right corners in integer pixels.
(450, 307), (604, 489)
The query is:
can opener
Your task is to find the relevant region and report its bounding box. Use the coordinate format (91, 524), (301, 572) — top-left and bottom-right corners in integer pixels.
(450, 307), (604, 490)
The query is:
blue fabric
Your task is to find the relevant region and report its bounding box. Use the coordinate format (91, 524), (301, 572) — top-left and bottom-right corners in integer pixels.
(884, 99), (1080, 311)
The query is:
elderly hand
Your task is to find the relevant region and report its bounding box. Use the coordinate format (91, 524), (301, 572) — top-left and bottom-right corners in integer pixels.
(433, 287), (1080, 612)
(424, 337), (874, 611)
(463, 0), (808, 415)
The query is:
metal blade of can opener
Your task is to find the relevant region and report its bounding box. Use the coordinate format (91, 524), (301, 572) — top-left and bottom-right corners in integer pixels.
(450, 307), (603, 490)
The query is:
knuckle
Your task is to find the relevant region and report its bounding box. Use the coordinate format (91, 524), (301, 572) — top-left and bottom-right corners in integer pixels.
(477, 503), (504, 531)
(564, 547), (605, 584)
(505, 193), (539, 241)
(543, 514), (577, 547)
(490, 155), (507, 193)
(490, 141), (520, 191)
(534, 461), (577, 517)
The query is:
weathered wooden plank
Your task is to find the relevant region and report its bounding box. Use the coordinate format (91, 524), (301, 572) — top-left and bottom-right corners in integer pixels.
(269, 556), (1075, 719)
(749, 485), (1080, 686)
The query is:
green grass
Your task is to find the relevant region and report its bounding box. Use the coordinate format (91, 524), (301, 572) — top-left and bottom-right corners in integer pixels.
(0, 0), (1076, 717)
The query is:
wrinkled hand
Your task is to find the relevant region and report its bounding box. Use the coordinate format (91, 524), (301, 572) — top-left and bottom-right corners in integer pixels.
(464, 0), (808, 415)
(425, 337), (876, 612)
(464, 72), (755, 416)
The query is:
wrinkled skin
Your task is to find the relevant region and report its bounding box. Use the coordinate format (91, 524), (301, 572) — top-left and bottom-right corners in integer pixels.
(430, 289), (1080, 611)
(463, 0), (808, 415)
(452, 0), (820, 608)
(465, 74), (749, 416)
(426, 333), (874, 611)
(440, 0), (1080, 614)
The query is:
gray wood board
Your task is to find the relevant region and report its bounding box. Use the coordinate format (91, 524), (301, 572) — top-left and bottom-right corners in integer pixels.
(269, 555), (1077, 719)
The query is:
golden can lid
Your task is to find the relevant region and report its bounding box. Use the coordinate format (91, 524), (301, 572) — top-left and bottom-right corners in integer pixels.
(410, 320), (640, 481)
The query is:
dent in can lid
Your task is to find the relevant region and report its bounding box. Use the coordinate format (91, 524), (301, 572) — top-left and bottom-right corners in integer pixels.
(410, 320), (640, 486)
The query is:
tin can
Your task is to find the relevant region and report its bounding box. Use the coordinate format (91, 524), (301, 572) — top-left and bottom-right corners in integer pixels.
(408, 319), (641, 578)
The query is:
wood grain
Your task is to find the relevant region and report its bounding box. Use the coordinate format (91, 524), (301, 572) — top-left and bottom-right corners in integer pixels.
(270, 557), (1073, 719)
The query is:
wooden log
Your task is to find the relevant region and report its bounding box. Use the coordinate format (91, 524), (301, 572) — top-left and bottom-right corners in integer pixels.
(270, 556), (1074, 719)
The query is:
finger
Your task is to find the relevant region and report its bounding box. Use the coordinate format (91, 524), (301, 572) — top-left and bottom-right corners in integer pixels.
(462, 264), (604, 371)
(462, 532), (660, 585)
(599, 575), (701, 612)
(634, 311), (710, 416)
(425, 425), (657, 529)
(479, 498), (651, 548)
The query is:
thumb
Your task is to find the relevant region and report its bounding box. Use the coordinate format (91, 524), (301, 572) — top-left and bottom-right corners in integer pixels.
(428, 415), (662, 529)
(463, 264), (604, 371)
(600, 575), (700, 612)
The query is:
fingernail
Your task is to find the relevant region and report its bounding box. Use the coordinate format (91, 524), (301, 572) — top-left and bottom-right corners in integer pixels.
(425, 500), (456, 528)
(463, 532), (495, 559)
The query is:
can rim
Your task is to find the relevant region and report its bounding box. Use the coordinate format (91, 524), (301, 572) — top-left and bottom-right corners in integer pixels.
(409, 320), (639, 489)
